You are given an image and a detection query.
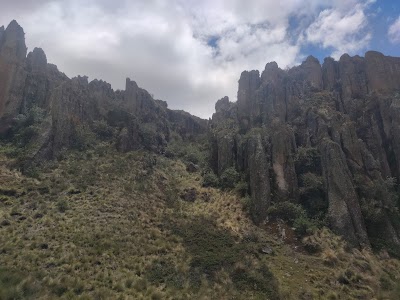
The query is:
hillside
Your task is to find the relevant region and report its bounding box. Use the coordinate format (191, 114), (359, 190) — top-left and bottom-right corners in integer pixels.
(0, 20), (400, 299)
(1, 146), (400, 299)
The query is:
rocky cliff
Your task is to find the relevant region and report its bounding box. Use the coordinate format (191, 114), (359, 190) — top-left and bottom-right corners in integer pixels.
(1, 20), (400, 252)
(211, 52), (400, 249)
(0, 20), (207, 161)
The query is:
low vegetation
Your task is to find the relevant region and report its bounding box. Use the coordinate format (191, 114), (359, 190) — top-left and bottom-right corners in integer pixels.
(0, 140), (399, 299)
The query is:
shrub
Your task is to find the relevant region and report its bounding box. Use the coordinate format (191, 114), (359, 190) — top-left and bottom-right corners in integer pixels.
(70, 124), (96, 151)
(171, 217), (237, 276)
(295, 147), (321, 174)
(241, 195), (252, 211)
(293, 215), (316, 235)
(165, 137), (207, 166)
(140, 124), (159, 150)
(380, 273), (394, 290)
(267, 201), (306, 224)
(0, 269), (40, 300)
(299, 172), (327, 219)
(235, 180), (249, 197)
(92, 120), (115, 140)
(202, 172), (219, 188)
(57, 199), (68, 213)
(267, 201), (317, 236)
(231, 264), (280, 299)
(170, 217), (280, 298)
(14, 126), (39, 147)
(185, 151), (202, 165)
(145, 258), (184, 289)
(220, 167), (240, 189)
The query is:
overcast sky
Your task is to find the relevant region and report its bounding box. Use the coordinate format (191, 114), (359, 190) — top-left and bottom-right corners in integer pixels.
(1, 0), (400, 118)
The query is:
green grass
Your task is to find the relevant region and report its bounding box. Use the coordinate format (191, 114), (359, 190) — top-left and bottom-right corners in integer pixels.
(0, 144), (399, 299)
(0, 269), (41, 300)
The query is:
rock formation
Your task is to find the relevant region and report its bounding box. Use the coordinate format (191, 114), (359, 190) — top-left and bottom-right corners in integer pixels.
(0, 20), (27, 130)
(0, 20), (207, 159)
(1, 20), (400, 251)
(210, 51), (400, 248)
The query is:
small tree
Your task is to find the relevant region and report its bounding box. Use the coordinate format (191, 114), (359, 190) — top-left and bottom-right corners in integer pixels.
(220, 167), (240, 189)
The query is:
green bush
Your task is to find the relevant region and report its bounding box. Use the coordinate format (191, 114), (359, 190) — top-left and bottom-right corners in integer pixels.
(235, 180), (249, 197)
(165, 136), (207, 166)
(170, 217), (280, 297)
(145, 258), (184, 289)
(140, 123), (159, 150)
(295, 147), (321, 174)
(6, 106), (46, 147)
(171, 217), (237, 276)
(267, 201), (316, 236)
(356, 176), (400, 243)
(293, 215), (316, 235)
(14, 126), (39, 147)
(299, 172), (327, 219)
(220, 167), (240, 189)
(231, 265), (280, 299)
(185, 151), (201, 165)
(70, 124), (97, 151)
(57, 199), (69, 213)
(202, 172), (219, 188)
(0, 269), (40, 300)
(267, 201), (306, 224)
(92, 120), (115, 140)
(380, 273), (394, 290)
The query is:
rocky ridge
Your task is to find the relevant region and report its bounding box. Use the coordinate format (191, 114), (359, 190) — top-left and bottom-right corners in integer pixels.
(1, 20), (400, 252)
(0, 20), (207, 160)
(211, 51), (400, 249)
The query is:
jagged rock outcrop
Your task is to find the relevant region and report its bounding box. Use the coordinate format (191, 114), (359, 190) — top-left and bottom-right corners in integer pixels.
(211, 52), (400, 248)
(1, 20), (400, 250)
(270, 124), (298, 201)
(247, 133), (271, 224)
(0, 20), (27, 131)
(0, 20), (207, 159)
(365, 51), (400, 92)
(237, 70), (261, 129)
(0, 26), (4, 41)
(320, 139), (369, 247)
(167, 109), (208, 140)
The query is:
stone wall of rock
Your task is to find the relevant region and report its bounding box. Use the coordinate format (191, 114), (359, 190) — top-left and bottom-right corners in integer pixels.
(0, 20), (207, 158)
(211, 51), (400, 248)
(0, 20), (27, 131)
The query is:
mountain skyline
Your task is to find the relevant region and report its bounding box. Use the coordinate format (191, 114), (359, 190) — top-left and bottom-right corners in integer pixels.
(1, 0), (399, 118)
(1, 17), (400, 299)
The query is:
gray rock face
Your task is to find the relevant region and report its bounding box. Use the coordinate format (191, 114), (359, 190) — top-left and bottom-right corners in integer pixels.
(167, 109), (207, 140)
(322, 57), (339, 91)
(22, 48), (51, 112)
(1, 20), (400, 249)
(237, 70), (261, 129)
(365, 51), (400, 92)
(320, 139), (369, 247)
(289, 56), (323, 90)
(211, 50), (400, 248)
(215, 131), (236, 176)
(212, 96), (237, 124)
(270, 124), (298, 201)
(124, 78), (156, 116)
(0, 26), (5, 45)
(0, 20), (27, 130)
(248, 133), (271, 224)
(0, 20), (207, 158)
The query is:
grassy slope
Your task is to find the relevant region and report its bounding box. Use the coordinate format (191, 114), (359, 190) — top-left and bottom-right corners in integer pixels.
(0, 144), (399, 299)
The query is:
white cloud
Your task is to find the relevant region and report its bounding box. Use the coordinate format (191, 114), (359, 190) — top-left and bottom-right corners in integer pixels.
(0, 0), (376, 118)
(388, 16), (400, 44)
(305, 2), (373, 58)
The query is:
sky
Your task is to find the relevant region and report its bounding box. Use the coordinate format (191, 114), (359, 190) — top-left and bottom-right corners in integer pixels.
(0, 0), (399, 118)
